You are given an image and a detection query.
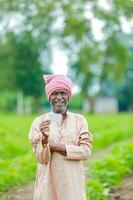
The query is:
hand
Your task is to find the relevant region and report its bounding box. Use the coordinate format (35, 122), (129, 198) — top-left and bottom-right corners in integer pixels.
(40, 120), (51, 144)
(50, 143), (67, 156)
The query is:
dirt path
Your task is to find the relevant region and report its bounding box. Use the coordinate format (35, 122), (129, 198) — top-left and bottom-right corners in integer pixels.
(0, 182), (34, 200)
(108, 173), (133, 200)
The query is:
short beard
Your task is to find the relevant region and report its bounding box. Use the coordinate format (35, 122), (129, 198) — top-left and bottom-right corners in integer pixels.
(51, 104), (68, 114)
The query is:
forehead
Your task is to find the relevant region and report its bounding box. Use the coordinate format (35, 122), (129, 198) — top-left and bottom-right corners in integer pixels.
(52, 89), (68, 94)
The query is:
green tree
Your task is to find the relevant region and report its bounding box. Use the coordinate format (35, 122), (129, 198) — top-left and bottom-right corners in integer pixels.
(0, 0), (56, 113)
(118, 59), (133, 111)
(0, 31), (50, 113)
(59, 0), (133, 112)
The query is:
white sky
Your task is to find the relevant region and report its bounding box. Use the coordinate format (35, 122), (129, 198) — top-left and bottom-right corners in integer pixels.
(51, 47), (68, 75)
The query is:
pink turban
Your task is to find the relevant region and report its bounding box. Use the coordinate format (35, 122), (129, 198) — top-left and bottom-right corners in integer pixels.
(43, 75), (73, 101)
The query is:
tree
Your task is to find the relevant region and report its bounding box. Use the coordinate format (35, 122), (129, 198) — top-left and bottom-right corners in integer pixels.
(58, 0), (133, 112)
(118, 51), (133, 111)
(0, 31), (50, 113)
(1, 0), (133, 113)
(0, 0), (57, 113)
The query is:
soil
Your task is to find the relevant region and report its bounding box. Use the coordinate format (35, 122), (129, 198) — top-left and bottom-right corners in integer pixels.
(0, 182), (34, 200)
(108, 173), (133, 200)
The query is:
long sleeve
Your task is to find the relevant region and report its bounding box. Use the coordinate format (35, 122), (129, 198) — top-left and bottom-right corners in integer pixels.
(28, 118), (51, 164)
(65, 116), (93, 161)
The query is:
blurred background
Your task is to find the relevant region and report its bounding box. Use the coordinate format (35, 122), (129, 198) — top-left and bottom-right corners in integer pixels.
(0, 0), (133, 114)
(0, 1), (133, 200)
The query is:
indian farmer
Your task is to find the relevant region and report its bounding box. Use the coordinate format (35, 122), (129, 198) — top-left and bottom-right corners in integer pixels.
(28, 74), (93, 200)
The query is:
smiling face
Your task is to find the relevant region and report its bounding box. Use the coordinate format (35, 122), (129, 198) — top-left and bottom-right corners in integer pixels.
(49, 89), (69, 114)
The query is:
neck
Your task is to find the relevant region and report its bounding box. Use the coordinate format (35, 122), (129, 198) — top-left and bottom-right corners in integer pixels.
(52, 109), (67, 119)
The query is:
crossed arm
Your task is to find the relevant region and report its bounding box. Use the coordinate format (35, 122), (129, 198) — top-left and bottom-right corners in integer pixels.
(29, 119), (93, 164)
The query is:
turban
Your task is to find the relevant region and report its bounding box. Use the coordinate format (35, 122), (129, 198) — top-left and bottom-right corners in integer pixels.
(43, 75), (73, 101)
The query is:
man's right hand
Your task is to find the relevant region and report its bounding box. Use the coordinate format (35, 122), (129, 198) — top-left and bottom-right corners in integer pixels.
(40, 120), (51, 144)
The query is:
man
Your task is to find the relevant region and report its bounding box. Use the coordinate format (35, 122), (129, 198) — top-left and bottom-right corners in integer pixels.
(29, 75), (93, 200)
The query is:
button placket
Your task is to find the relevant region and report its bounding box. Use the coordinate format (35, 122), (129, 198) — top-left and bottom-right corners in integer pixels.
(60, 126), (64, 143)
(60, 117), (67, 143)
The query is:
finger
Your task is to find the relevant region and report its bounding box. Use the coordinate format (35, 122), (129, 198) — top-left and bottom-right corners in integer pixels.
(41, 127), (49, 132)
(40, 126), (50, 132)
(42, 132), (49, 137)
(40, 124), (50, 130)
(40, 124), (50, 129)
(40, 120), (51, 125)
(40, 126), (49, 131)
(42, 128), (49, 133)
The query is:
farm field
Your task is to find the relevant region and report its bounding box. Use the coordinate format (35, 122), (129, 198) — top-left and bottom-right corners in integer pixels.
(0, 113), (133, 200)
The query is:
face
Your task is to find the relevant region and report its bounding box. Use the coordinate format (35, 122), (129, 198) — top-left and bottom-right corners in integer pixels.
(49, 89), (69, 114)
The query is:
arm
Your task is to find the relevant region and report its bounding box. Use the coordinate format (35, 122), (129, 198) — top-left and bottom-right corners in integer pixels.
(48, 131), (92, 159)
(65, 115), (93, 161)
(49, 115), (93, 160)
(65, 131), (93, 161)
(49, 143), (67, 156)
(28, 119), (51, 164)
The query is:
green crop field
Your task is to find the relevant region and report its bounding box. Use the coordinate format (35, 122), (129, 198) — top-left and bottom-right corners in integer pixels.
(0, 114), (36, 191)
(86, 140), (133, 199)
(0, 113), (133, 200)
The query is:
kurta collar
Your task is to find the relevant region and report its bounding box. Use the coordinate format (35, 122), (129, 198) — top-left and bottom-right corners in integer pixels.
(50, 110), (68, 120)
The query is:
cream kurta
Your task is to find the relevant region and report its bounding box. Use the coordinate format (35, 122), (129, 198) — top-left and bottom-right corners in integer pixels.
(28, 111), (93, 200)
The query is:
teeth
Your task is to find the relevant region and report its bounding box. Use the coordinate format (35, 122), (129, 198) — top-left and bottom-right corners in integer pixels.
(56, 102), (64, 105)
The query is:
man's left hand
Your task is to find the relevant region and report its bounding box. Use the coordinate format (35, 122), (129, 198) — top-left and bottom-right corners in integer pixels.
(49, 143), (67, 156)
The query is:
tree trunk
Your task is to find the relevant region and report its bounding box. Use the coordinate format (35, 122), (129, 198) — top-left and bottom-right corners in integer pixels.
(24, 97), (32, 114)
(88, 97), (95, 113)
(16, 91), (24, 115)
(82, 96), (95, 113)
(33, 96), (40, 113)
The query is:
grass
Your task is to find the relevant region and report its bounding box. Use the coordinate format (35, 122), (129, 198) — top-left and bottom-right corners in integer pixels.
(0, 112), (133, 195)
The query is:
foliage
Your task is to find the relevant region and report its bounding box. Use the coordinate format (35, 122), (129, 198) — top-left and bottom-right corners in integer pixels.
(0, 114), (37, 191)
(86, 113), (133, 151)
(60, 1), (133, 100)
(0, 31), (45, 96)
(0, 31), (50, 112)
(118, 56), (133, 111)
(0, 91), (17, 111)
(86, 141), (133, 200)
(69, 92), (83, 110)
(99, 40), (133, 111)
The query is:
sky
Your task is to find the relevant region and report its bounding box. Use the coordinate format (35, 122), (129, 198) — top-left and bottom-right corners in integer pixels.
(51, 46), (68, 75)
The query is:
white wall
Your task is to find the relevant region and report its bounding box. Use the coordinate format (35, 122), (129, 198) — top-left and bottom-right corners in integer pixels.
(94, 97), (118, 113)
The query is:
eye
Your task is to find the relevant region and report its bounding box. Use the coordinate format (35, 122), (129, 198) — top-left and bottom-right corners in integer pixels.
(61, 91), (67, 95)
(52, 92), (58, 96)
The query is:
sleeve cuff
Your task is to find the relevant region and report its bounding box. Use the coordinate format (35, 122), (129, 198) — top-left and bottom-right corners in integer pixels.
(65, 145), (91, 161)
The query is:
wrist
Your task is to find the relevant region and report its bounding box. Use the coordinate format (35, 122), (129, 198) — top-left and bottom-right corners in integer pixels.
(42, 138), (48, 145)
(49, 143), (66, 153)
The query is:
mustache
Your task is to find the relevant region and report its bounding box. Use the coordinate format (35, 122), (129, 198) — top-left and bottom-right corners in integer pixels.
(54, 100), (64, 103)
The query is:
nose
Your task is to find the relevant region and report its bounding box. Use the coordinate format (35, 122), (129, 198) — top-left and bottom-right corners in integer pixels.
(56, 92), (62, 99)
